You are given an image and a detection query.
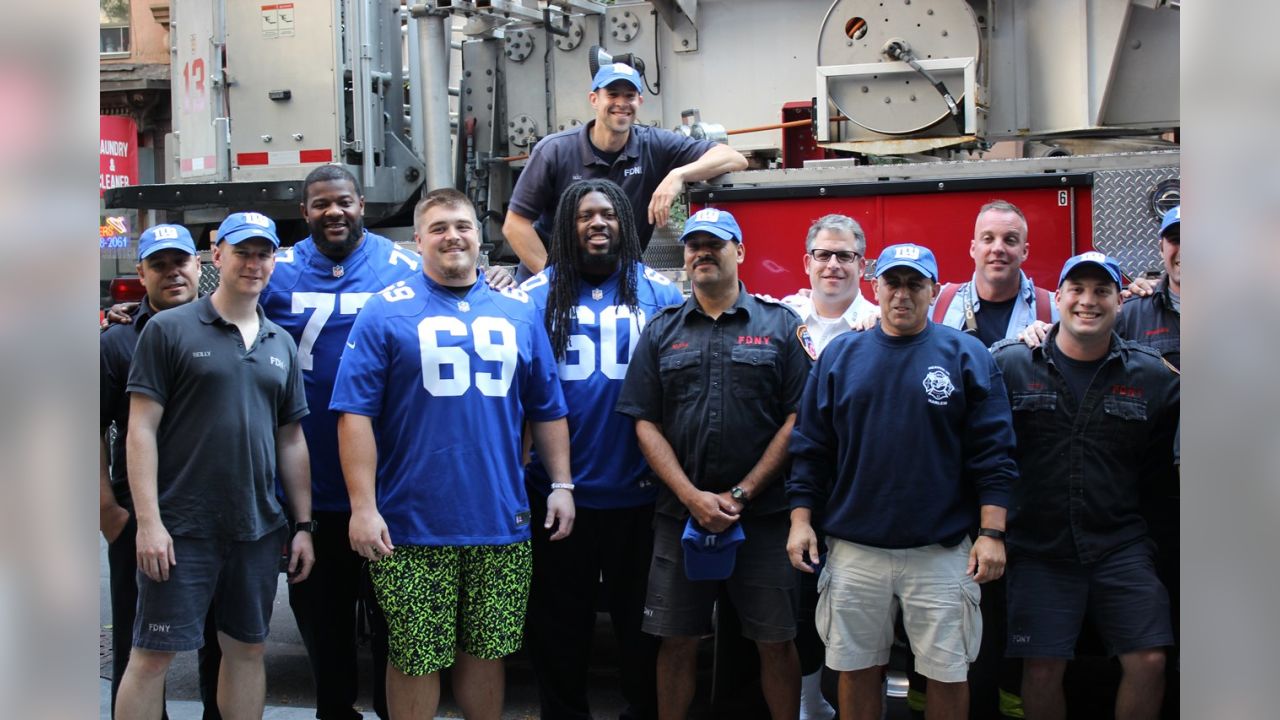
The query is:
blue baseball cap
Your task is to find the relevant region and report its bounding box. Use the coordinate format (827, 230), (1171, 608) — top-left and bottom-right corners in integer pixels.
(874, 243), (938, 281)
(591, 62), (643, 93)
(1159, 205), (1180, 238)
(1058, 251), (1123, 289)
(681, 519), (746, 582)
(137, 224), (197, 261)
(679, 207), (744, 244)
(216, 211), (280, 247)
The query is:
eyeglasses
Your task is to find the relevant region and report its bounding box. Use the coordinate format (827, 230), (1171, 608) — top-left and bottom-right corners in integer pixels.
(809, 248), (862, 265)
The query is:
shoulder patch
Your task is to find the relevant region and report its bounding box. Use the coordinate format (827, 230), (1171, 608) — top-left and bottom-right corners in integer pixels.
(378, 280), (416, 303)
(642, 265), (673, 286)
(796, 324), (818, 360)
(497, 285), (531, 303)
(519, 271), (549, 293)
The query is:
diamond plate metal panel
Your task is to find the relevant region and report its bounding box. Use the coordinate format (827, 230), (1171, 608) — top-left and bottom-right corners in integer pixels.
(1092, 166), (1180, 276)
(198, 263), (220, 296)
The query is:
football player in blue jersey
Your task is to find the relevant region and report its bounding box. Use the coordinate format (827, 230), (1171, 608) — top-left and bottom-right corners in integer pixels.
(261, 165), (416, 720)
(264, 165), (521, 720)
(331, 188), (575, 720)
(519, 179), (684, 720)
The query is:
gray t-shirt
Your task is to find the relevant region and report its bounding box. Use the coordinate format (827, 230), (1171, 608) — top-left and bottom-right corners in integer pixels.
(127, 295), (308, 540)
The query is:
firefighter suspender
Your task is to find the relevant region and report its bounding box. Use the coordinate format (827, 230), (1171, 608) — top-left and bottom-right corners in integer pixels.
(932, 282), (1054, 327)
(932, 283), (961, 324)
(1033, 286), (1053, 324)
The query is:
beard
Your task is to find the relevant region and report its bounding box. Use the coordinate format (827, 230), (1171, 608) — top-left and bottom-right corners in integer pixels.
(578, 247), (619, 278)
(309, 217), (364, 260)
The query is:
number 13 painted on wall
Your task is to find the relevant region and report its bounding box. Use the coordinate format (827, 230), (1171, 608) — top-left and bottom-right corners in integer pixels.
(181, 58), (208, 113)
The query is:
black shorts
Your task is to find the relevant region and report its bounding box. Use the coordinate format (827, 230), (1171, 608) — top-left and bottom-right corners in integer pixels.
(133, 526), (287, 652)
(1006, 540), (1173, 659)
(642, 512), (797, 643)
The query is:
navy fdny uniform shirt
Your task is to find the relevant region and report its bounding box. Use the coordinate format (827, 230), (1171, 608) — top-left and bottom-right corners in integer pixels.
(616, 284), (811, 518)
(127, 296), (308, 541)
(508, 121), (717, 250)
(992, 329), (1179, 562)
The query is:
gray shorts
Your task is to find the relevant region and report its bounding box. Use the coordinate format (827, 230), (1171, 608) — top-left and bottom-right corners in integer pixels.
(642, 512), (797, 643)
(816, 537), (982, 683)
(133, 526), (287, 652)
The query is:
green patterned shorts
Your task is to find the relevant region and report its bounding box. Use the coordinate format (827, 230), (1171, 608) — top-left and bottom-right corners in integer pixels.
(368, 541), (532, 675)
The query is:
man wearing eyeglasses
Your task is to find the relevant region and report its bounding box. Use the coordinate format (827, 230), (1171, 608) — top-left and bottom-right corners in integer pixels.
(779, 215), (879, 357)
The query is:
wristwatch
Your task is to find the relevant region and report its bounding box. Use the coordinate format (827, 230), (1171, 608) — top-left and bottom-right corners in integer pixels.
(292, 520), (318, 534)
(977, 527), (1006, 541)
(730, 486), (749, 506)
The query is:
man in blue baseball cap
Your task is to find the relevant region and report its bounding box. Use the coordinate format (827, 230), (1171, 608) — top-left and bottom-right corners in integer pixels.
(991, 251), (1178, 720)
(619, 207), (811, 719)
(788, 242), (1017, 720)
(504, 60), (747, 278)
(1117, 205), (1180, 369)
(115, 211), (315, 720)
(101, 224), (227, 718)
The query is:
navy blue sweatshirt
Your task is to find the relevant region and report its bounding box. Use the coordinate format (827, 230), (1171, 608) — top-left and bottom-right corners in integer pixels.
(787, 322), (1017, 548)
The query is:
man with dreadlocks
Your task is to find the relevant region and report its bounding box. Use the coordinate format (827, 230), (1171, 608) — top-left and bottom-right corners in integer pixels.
(520, 179), (684, 720)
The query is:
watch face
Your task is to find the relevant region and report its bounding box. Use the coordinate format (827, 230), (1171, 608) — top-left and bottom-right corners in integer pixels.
(731, 488), (746, 501)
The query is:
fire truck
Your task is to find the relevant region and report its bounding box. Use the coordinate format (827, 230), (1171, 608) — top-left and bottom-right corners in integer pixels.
(102, 2), (1181, 715)
(104, 0), (1180, 300)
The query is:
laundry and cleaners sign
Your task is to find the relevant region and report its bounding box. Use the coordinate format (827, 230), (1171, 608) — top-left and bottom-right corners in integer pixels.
(100, 115), (139, 197)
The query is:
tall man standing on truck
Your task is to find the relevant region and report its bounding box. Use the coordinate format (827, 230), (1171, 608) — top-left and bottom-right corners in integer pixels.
(991, 252), (1178, 720)
(100, 224), (222, 720)
(520, 178), (684, 719)
(114, 212), (315, 720)
(787, 243), (1018, 720)
(331, 188), (575, 720)
(502, 62), (747, 277)
(617, 208), (810, 720)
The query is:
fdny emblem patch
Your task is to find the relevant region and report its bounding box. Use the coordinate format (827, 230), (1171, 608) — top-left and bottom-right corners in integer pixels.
(922, 366), (955, 405)
(796, 324), (818, 360)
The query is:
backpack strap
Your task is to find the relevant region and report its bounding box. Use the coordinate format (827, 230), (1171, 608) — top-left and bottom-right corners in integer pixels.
(933, 282), (960, 324)
(1033, 286), (1054, 324)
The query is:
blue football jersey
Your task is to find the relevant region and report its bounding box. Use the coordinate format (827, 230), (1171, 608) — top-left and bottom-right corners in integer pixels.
(521, 263), (684, 509)
(262, 232), (422, 512)
(329, 271), (568, 546)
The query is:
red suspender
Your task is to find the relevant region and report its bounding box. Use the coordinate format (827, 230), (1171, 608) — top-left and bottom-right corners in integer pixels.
(1033, 286), (1053, 324)
(933, 282), (960, 324)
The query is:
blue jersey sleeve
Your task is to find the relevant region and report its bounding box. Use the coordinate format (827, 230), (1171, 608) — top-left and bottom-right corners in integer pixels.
(329, 299), (390, 417)
(521, 315), (568, 422)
